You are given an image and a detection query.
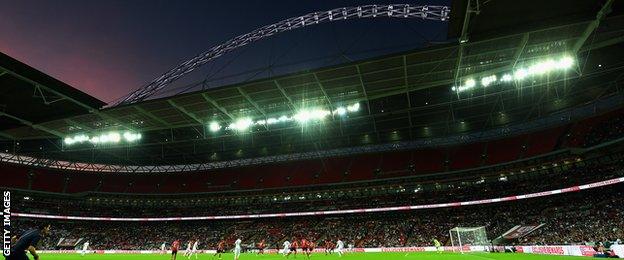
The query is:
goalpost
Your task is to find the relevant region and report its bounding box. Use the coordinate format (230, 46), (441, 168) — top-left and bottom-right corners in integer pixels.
(449, 226), (489, 253)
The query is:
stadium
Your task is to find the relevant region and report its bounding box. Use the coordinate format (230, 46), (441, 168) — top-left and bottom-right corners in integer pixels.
(1, 0), (624, 259)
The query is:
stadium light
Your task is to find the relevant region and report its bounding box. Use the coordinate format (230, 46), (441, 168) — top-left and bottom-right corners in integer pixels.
(65, 102), (361, 142)
(465, 78), (476, 88)
(452, 55), (575, 93)
(228, 118), (253, 131)
(208, 122), (221, 132)
(557, 56), (574, 69)
(294, 109), (331, 123)
(64, 131), (141, 146)
(513, 68), (528, 80)
(501, 74), (513, 82)
(266, 118), (279, 124)
(347, 103), (360, 112)
(480, 75), (497, 87)
(123, 131), (142, 142)
(334, 107), (347, 115)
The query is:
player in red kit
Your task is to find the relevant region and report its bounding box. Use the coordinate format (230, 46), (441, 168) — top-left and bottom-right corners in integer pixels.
(287, 239), (299, 258)
(304, 239), (314, 259)
(171, 240), (180, 260)
(301, 238), (312, 258)
(301, 238), (308, 252)
(257, 239), (266, 254)
(214, 240), (225, 260)
(324, 240), (334, 255)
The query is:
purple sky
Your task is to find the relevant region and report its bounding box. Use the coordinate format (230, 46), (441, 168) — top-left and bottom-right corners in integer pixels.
(1, 0), (450, 104)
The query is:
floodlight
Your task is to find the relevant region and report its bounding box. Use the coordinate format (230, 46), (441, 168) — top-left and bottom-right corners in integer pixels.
(294, 109), (330, 122)
(501, 74), (513, 82)
(465, 78), (476, 88)
(557, 56), (574, 69)
(230, 118), (253, 131)
(347, 103), (360, 112)
(294, 111), (312, 122)
(334, 107), (347, 115)
(514, 68), (528, 80)
(123, 132), (132, 141)
(266, 118), (278, 124)
(452, 55), (576, 93)
(208, 122), (221, 132)
(481, 75), (497, 87)
(109, 132), (121, 143)
(312, 109), (330, 118)
(529, 59), (556, 75)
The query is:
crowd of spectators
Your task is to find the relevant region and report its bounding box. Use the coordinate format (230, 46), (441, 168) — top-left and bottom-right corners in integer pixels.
(12, 164), (624, 251)
(9, 124), (624, 251)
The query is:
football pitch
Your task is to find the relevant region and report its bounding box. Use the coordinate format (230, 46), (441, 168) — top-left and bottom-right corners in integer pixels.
(37, 252), (588, 260)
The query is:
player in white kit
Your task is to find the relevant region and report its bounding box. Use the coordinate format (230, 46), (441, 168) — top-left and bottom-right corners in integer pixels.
(282, 240), (291, 255)
(80, 241), (90, 256)
(161, 242), (167, 254)
(184, 241), (192, 257)
(234, 238), (242, 260)
(336, 239), (344, 257)
(188, 240), (199, 259)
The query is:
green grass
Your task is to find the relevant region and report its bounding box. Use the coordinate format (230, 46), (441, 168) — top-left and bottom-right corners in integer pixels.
(37, 252), (589, 260)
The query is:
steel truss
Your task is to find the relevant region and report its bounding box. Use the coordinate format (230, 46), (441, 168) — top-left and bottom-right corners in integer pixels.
(116, 4), (450, 105)
(2, 94), (622, 174)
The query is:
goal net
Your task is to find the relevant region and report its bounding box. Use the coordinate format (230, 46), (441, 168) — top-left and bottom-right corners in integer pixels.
(449, 226), (489, 253)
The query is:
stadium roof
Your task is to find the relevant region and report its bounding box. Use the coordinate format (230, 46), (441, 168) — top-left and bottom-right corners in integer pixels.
(0, 52), (106, 135)
(1, 0), (624, 166)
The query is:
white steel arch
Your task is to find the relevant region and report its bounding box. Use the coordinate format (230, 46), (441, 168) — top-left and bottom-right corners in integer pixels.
(116, 4), (450, 105)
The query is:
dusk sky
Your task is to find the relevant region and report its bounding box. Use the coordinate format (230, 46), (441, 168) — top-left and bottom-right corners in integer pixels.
(0, 0), (450, 104)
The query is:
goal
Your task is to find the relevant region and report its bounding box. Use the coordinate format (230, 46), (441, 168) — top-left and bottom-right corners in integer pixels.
(449, 226), (489, 253)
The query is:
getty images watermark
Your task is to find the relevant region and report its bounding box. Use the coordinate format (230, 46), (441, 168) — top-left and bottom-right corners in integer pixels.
(2, 190), (10, 257)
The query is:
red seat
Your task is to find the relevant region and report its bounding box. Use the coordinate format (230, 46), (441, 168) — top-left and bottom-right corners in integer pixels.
(449, 143), (484, 170)
(31, 170), (64, 192)
(486, 135), (526, 165)
(66, 173), (100, 193)
(99, 175), (130, 193)
(346, 154), (381, 181)
(412, 149), (445, 173)
(288, 160), (322, 187)
(524, 127), (565, 157)
(0, 164), (29, 189)
(319, 157), (350, 184)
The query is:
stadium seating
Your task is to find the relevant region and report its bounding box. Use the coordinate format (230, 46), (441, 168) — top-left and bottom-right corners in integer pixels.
(9, 155), (623, 218)
(12, 182), (623, 251)
(448, 143), (485, 170)
(484, 134), (526, 165)
(1, 164), (30, 189)
(65, 173), (101, 193)
(30, 170), (65, 193)
(2, 110), (624, 196)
